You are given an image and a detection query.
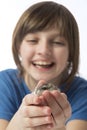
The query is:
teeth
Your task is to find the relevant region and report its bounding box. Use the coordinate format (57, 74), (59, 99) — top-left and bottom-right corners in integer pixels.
(34, 61), (51, 65)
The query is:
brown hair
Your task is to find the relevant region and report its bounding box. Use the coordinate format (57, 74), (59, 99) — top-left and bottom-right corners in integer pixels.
(12, 1), (79, 89)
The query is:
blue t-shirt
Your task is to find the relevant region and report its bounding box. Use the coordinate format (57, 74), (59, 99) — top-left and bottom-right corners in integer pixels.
(0, 69), (87, 122)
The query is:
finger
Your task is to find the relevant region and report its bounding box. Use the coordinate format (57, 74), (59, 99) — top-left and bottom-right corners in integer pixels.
(61, 93), (67, 99)
(35, 80), (47, 88)
(51, 91), (71, 118)
(35, 123), (54, 130)
(42, 90), (63, 116)
(24, 116), (53, 128)
(21, 105), (52, 117)
(22, 94), (42, 106)
(42, 90), (69, 127)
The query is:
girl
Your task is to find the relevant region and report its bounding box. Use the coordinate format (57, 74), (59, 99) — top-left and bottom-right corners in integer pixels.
(0, 1), (87, 130)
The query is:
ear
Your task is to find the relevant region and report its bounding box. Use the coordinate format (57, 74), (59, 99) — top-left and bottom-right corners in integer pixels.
(18, 54), (22, 61)
(18, 48), (22, 61)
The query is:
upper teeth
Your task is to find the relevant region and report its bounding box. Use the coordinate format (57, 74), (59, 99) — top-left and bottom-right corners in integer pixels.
(34, 61), (51, 65)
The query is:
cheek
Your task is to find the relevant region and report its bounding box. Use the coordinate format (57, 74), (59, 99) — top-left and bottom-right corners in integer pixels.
(20, 50), (32, 68)
(19, 45), (34, 59)
(62, 51), (69, 61)
(56, 48), (68, 58)
(55, 49), (69, 64)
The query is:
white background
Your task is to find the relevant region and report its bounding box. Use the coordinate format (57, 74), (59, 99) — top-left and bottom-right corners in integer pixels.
(0, 0), (87, 79)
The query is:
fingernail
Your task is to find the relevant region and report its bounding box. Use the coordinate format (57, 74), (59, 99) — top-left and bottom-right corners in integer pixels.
(47, 124), (53, 129)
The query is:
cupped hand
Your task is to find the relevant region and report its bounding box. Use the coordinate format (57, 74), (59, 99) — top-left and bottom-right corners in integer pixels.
(14, 93), (54, 130)
(42, 90), (72, 129)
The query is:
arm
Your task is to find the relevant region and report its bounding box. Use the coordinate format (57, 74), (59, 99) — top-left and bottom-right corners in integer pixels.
(66, 120), (87, 130)
(0, 119), (9, 130)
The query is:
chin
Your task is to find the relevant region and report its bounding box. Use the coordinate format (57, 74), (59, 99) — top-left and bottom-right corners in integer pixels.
(33, 76), (53, 83)
(31, 72), (58, 82)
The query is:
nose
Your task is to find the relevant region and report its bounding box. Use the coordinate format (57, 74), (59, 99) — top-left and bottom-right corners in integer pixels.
(36, 40), (51, 57)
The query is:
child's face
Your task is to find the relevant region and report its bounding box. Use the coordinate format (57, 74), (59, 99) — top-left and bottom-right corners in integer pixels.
(19, 28), (69, 85)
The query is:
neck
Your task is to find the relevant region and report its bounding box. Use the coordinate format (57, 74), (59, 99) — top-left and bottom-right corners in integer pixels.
(24, 76), (61, 92)
(24, 74), (38, 92)
(24, 71), (66, 92)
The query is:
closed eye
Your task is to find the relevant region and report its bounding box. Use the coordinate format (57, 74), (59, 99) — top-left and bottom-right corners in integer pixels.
(52, 41), (65, 46)
(27, 40), (37, 42)
(26, 39), (38, 44)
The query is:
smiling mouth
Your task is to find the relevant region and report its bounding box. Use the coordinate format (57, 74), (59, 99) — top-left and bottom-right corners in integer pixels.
(32, 61), (54, 68)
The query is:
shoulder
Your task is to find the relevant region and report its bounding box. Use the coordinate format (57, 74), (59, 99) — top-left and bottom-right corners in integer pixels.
(73, 76), (87, 87)
(71, 76), (87, 94)
(0, 69), (22, 121)
(0, 68), (20, 83)
(0, 68), (18, 77)
(67, 76), (87, 102)
(67, 76), (87, 95)
(67, 76), (87, 121)
(0, 68), (30, 95)
(66, 76), (87, 113)
(0, 68), (22, 91)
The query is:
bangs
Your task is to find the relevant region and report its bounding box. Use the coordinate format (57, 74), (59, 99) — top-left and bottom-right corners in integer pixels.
(21, 3), (69, 39)
(26, 13), (65, 34)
